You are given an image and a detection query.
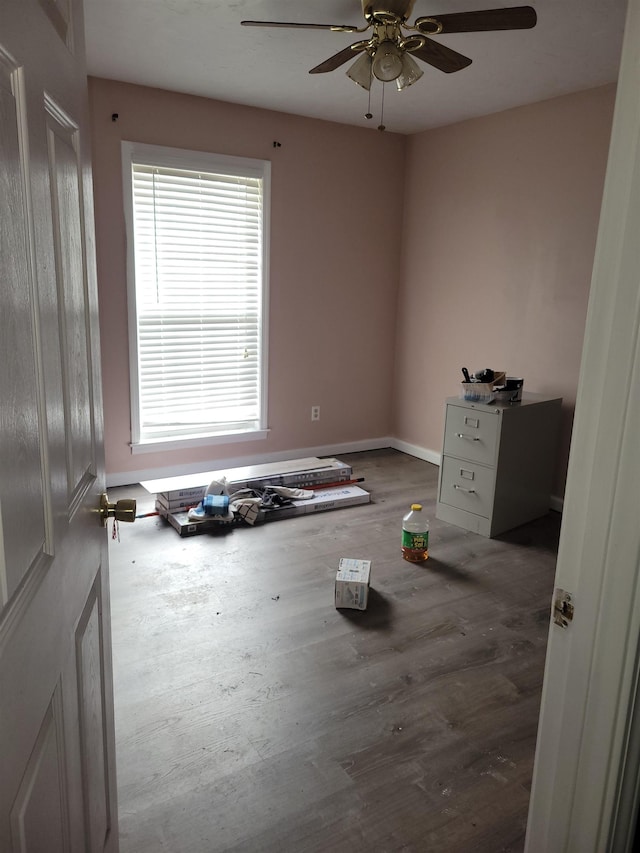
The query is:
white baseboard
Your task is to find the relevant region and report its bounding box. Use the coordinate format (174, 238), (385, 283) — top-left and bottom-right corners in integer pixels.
(106, 436), (564, 514)
(390, 438), (441, 466)
(549, 494), (564, 513)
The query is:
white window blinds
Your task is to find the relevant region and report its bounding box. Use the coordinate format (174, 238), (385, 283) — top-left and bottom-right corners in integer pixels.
(127, 148), (268, 444)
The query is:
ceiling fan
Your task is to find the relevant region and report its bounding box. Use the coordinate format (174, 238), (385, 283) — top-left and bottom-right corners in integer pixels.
(242, 2), (537, 91)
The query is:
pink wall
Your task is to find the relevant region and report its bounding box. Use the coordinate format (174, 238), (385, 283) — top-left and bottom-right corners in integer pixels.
(90, 78), (615, 498)
(393, 85), (616, 496)
(89, 79), (406, 481)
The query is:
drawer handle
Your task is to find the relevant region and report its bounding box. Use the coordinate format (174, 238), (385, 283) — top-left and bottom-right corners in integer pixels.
(456, 433), (480, 441)
(453, 484), (476, 494)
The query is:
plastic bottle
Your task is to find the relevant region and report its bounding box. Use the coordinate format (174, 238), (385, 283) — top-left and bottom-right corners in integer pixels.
(401, 503), (429, 562)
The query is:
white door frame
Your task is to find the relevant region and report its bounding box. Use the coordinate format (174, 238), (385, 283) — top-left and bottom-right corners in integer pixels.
(525, 0), (640, 849)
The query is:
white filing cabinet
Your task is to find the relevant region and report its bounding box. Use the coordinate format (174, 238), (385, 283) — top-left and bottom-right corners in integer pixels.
(436, 393), (562, 537)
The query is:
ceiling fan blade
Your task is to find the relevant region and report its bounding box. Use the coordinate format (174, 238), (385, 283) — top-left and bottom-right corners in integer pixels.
(309, 44), (366, 74)
(427, 6), (537, 34)
(411, 39), (472, 73)
(241, 20), (361, 32)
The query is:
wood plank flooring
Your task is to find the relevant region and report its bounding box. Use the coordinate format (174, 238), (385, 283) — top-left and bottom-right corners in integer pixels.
(108, 449), (560, 853)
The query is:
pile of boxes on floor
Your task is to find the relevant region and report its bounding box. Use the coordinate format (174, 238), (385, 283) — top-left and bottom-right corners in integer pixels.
(142, 457), (370, 537)
(144, 457), (374, 612)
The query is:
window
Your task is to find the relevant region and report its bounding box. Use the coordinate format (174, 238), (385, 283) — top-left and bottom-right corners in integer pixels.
(122, 142), (270, 451)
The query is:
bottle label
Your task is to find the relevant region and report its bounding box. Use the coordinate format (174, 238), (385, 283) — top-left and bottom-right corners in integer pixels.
(402, 530), (429, 550)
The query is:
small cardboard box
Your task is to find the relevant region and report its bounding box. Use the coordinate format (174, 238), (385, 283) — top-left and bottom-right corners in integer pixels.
(335, 558), (371, 610)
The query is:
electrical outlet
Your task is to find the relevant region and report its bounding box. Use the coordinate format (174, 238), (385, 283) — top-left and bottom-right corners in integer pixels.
(311, 405), (320, 421)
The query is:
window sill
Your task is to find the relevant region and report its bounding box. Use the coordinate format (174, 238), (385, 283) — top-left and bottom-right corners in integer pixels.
(130, 429), (270, 455)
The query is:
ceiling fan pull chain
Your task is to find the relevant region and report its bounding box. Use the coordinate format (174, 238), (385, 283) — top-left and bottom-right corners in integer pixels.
(365, 63), (373, 120)
(378, 82), (386, 131)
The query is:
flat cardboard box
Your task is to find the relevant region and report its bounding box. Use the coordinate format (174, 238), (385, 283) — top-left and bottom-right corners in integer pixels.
(155, 484), (206, 503)
(335, 558), (371, 611)
(156, 485), (370, 536)
(143, 457), (351, 499)
(155, 505), (234, 537)
(155, 494), (203, 512)
(262, 485), (370, 521)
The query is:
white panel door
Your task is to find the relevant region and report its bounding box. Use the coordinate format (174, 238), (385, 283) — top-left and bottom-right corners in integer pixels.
(0, 1), (118, 851)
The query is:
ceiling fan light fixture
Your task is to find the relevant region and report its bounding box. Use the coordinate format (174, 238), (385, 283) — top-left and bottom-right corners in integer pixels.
(396, 51), (423, 90)
(372, 40), (403, 82)
(346, 51), (373, 90)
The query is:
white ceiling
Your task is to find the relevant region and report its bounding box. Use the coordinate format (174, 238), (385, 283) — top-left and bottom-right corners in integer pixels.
(83, 0), (628, 135)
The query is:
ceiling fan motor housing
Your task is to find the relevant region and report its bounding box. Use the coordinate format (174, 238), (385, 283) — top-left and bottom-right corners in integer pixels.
(362, 0), (416, 24)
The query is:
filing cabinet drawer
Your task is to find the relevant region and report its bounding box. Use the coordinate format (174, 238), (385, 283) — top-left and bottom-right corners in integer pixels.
(443, 403), (500, 466)
(439, 456), (496, 519)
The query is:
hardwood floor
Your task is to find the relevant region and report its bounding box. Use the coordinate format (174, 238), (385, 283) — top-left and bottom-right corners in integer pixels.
(108, 449), (560, 852)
